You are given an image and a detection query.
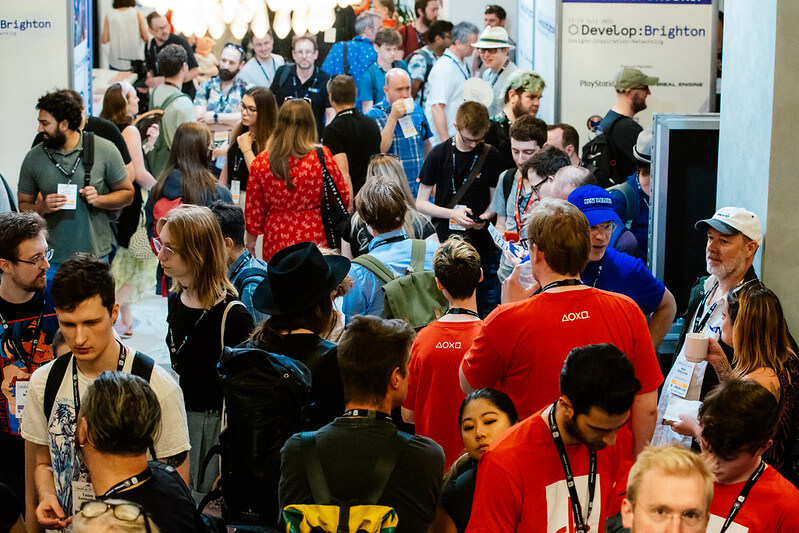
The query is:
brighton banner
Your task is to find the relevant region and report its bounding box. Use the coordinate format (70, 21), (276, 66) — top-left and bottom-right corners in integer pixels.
(559, 0), (716, 147)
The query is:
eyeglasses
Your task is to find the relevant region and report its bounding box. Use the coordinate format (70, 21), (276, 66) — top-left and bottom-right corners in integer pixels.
(530, 176), (550, 197)
(591, 221), (618, 234)
(80, 500), (152, 533)
(284, 96), (313, 105)
(478, 48), (501, 55)
(242, 105), (258, 114)
(152, 237), (176, 257)
(15, 248), (54, 267)
(458, 129), (485, 144)
(642, 505), (707, 527)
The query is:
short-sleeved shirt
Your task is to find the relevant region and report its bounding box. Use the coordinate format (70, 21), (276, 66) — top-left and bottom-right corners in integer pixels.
(357, 61), (408, 107)
(490, 168), (532, 282)
(418, 138), (502, 250)
(424, 50), (472, 144)
(366, 100), (432, 196)
(407, 46), (438, 107)
(481, 61), (518, 117)
(270, 64), (331, 138)
(193, 76), (250, 114)
(150, 84), (196, 149)
(145, 34), (200, 99)
(398, 24), (426, 59)
(238, 54), (286, 87)
(321, 35), (377, 84)
(20, 348), (191, 516)
(18, 134), (129, 264)
(322, 107), (381, 195)
(581, 247), (666, 316)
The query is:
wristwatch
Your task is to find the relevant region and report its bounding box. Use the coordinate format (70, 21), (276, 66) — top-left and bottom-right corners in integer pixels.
(213, 112), (219, 123)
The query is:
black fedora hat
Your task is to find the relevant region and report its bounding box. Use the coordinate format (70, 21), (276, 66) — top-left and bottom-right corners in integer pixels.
(253, 242), (351, 316)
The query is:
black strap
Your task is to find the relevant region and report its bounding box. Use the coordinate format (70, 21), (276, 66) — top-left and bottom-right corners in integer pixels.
(102, 466), (154, 497)
(1, 173), (17, 211)
(131, 350), (155, 382)
(501, 168), (516, 203)
(444, 307), (480, 318)
(445, 143), (492, 209)
(343, 41), (349, 76)
(541, 278), (583, 292)
(719, 461), (766, 533)
(82, 131), (94, 189)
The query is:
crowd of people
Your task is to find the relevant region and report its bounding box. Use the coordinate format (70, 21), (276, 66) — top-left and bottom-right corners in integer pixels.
(1, 1), (798, 532)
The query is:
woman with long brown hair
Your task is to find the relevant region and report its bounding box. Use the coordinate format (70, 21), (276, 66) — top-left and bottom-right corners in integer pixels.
(145, 122), (232, 294)
(244, 99), (350, 260)
(219, 86), (278, 206)
(155, 205), (253, 497)
(100, 82), (158, 337)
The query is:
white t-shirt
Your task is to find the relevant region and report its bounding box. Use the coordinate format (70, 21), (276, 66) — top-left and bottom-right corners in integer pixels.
(21, 346), (190, 516)
(424, 49), (471, 145)
(238, 54), (286, 88)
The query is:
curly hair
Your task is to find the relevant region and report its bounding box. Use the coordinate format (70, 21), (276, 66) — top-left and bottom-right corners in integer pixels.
(37, 91), (82, 131)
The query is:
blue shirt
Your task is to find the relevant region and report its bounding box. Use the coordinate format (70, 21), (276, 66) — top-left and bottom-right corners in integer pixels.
(227, 249), (269, 324)
(609, 172), (650, 261)
(321, 35), (377, 92)
(357, 61), (409, 107)
(581, 247), (665, 316)
(194, 77), (250, 113)
(342, 230), (437, 321)
(366, 100), (432, 196)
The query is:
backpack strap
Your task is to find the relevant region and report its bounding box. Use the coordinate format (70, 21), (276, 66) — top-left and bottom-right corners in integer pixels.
(1, 173), (18, 212)
(501, 168), (516, 203)
(353, 253), (397, 284)
(156, 90), (190, 112)
(444, 143), (492, 209)
(362, 431), (411, 503)
(301, 432), (334, 505)
(233, 267), (267, 294)
(608, 180), (637, 229)
(343, 41), (349, 76)
(409, 239), (426, 274)
(82, 131), (94, 189)
(131, 351), (155, 382)
(43, 353), (73, 421)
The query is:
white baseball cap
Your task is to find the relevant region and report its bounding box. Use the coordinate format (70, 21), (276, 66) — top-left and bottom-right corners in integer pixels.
(695, 207), (762, 246)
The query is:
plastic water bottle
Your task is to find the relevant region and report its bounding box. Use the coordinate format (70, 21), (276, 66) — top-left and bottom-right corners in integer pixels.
(517, 259), (534, 290)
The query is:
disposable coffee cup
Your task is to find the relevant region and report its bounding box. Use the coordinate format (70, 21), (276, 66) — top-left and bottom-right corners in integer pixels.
(402, 98), (415, 114)
(684, 333), (709, 363)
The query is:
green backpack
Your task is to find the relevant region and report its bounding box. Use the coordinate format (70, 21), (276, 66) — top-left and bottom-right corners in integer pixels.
(282, 431), (409, 533)
(352, 239), (448, 330)
(145, 91), (191, 178)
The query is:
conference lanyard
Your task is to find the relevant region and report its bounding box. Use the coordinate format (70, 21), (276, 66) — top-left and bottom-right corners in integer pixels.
(371, 234), (407, 251)
(72, 341), (126, 415)
(166, 305), (211, 360)
(541, 279), (583, 292)
(692, 281), (720, 333)
(445, 54), (470, 81)
(291, 67), (319, 99)
(102, 467), (153, 497)
(450, 138), (479, 195)
(0, 299), (47, 365)
(342, 409), (393, 422)
(548, 402), (596, 533)
(444, 307), (481, 318)
(719, 461), (766, 533)
(489, 60), (510, 88)
(43, 146), (83, 184)
(585, 256), (605, 289)
(514, 175), (534, 234)
(255, 56), (276, 84)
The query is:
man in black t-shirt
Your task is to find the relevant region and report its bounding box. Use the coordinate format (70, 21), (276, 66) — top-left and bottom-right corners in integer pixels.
(144, 12), (200, 99)
(416, 101), (502, 317)
(0, 212), (59, 503)
(271, 34), (333, 139)
(79, 372), (205, 533)
(323, 74), (381, 197)
(280, 316), (445, 533)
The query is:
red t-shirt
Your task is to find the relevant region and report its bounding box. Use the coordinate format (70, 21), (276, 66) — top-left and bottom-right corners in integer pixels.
(461, 287), (663, 420)
(707, 464), (799, 532)
(467, 407), (623, 532)
(403, 319), (483, 468)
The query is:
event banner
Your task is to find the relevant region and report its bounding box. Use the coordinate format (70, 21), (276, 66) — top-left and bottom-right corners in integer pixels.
(559, 0), (716, 146)
(517, 0), (535, 70)
(533, 0), (558, 124)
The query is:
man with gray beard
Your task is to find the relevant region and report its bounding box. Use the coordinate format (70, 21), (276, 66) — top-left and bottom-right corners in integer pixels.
(652, 207), (761, 447)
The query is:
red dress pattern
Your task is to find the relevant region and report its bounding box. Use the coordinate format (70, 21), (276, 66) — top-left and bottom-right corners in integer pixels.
(245, 146), (350, 261)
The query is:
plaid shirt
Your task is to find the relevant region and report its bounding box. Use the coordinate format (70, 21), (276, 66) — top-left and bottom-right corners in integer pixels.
(366, 100), (432, 196)
(194, 76), (249, 113)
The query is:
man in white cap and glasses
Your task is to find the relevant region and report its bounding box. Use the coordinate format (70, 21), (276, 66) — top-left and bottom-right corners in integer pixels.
(472, 26), (518, 117)
(652, 206), (762, 447)
(598, 67), (659, 184)
(609, 127), (653, 261)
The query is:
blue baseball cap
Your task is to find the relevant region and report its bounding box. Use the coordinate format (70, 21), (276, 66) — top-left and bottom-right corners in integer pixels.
(567, 185), (622, 227)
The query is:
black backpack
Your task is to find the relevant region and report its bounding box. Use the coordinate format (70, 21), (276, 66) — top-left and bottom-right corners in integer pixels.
(199, 344), (312, 528)
(581, 117), (624, 188)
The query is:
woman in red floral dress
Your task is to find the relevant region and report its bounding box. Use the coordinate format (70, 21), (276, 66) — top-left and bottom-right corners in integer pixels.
(244, 100), (350, 260)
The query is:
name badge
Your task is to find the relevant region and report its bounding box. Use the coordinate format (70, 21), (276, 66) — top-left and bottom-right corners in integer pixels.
(398, 116), (418, 138)
(668, 358), (693, 399)
(449, 204), (468, 231)
(324, 28), (337, 43)
(15, 380), (29, 419)
(72, 480), (95, 515)
(58, 183), (78, 210)
(230, 180), (241, 205)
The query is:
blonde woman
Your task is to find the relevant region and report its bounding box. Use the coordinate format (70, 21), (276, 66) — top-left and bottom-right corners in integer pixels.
(244, 100), (350, 260)
(342, 153), (437, 258)
(155, 205), (254, 496)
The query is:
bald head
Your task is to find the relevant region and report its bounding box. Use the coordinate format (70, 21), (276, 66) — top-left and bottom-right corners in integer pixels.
(551, 166), (594, 200)
(384, 68), (412, 104)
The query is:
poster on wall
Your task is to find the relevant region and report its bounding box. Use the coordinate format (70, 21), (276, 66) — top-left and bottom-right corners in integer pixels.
(517, 0), (535, 70)
(559, 0), (715, 147)
(71, 0), (93, 114)
(533, 0), (557, 123)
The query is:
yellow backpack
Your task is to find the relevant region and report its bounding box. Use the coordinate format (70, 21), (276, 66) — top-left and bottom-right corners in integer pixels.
(282, 431), (410, 533)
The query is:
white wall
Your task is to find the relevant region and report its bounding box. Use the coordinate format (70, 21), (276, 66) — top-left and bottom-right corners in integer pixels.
(440, 0), (518, 45)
